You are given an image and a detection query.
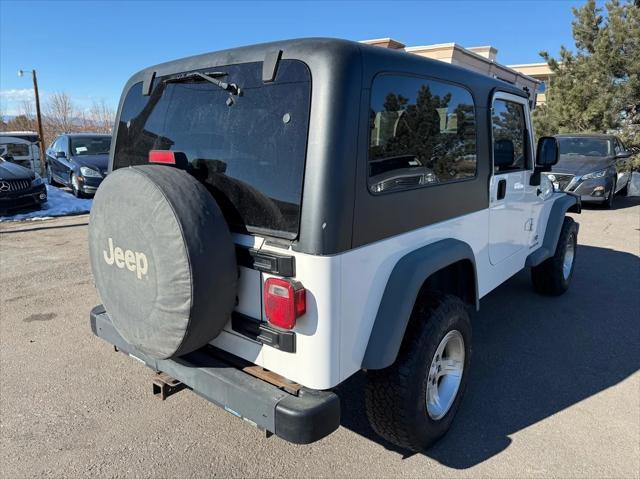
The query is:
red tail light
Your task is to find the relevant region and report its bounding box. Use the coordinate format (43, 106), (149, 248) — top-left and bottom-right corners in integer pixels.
(264, 278), (306, 330)
(149, 150), (176, 164)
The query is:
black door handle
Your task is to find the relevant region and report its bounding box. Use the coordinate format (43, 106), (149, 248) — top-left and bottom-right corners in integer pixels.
(497, 179), (507, 200)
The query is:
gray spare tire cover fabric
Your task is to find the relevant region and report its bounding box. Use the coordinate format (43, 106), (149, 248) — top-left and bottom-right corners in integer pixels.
(88, 165), (237, 359)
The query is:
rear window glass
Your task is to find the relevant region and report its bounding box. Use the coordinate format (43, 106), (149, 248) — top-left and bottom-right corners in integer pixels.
(113, 60), (311, 239)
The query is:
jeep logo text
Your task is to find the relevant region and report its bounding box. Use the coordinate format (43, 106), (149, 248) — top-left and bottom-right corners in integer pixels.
(103, 238), (148, 279)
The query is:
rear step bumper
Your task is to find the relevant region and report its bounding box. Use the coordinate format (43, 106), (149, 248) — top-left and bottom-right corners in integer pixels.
(89, 305), (340, 444)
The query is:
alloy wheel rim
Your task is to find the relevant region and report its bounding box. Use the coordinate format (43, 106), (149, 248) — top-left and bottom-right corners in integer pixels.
(563, 234), (575, 280)
(72, 174), (79, 192)
(426, 330), (465, 420)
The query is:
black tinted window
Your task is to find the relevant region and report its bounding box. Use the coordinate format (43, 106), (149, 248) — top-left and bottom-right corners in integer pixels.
(492, 99), (528, 173)
(114, 60), (311, 238)
(368, 75), (476, 194)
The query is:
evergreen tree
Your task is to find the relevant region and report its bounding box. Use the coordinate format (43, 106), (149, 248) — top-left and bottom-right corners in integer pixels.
(533, 0), (640, 147)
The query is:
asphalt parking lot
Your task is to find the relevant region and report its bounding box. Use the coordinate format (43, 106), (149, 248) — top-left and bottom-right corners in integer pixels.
(1, 199), (639, 478)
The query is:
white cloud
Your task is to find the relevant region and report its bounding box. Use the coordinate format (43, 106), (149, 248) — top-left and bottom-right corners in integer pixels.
(0, 88), (42, 115)
(0, 88), (34, 99)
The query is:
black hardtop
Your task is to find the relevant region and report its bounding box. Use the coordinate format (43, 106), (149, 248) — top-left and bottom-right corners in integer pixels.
(113, 38), (530, 256)
(123, 37), (526, 105)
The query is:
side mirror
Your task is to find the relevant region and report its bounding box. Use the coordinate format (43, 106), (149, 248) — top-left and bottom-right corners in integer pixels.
(616, 151), (632, 159)
(536, 136), (559, 168)
(531, 137), (559, 186)
(56, 151), (66, 158)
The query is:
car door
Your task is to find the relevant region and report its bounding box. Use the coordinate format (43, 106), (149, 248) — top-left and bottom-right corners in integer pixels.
(488, 93), (535, 265)
(46, 137), (60, 179)
(54, 136), (73, 184)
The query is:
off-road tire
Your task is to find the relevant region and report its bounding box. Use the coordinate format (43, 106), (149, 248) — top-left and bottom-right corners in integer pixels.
(531, 216), (578, 296)
(365, 294), (472, 451)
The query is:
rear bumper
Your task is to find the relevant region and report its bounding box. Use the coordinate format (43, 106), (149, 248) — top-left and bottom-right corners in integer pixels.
(89, 305), (340, 444)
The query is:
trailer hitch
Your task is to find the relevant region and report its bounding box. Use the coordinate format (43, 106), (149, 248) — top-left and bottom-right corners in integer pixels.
(152, 372), (186, 400)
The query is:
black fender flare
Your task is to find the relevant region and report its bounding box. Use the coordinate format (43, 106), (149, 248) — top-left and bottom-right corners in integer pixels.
(526, 193), (580, 268)
(361, 238), (478, 370)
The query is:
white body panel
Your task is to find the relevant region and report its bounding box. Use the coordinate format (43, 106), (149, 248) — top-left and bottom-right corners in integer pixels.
(210, 90), (561, 391)
(211, 193), (560, 390)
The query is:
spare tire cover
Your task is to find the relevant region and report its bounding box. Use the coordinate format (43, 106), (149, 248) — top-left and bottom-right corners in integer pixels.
(89, 165), (237, 359)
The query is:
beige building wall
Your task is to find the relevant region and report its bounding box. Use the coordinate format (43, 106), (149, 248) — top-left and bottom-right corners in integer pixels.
(361, 38), (552, 107)
(507, 63), (554, 106)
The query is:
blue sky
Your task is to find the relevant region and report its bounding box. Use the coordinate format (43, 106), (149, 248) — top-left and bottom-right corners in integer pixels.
(0, 0), (581, 116)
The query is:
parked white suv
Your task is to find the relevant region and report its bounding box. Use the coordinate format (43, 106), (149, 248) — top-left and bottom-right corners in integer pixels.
(88, 38), (580, 451)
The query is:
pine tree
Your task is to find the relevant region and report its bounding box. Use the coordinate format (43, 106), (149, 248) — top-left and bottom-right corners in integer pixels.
(533, 0), (640, 147)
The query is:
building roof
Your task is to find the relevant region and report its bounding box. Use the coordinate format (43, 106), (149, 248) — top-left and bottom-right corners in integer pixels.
(362, 38), (540, 98)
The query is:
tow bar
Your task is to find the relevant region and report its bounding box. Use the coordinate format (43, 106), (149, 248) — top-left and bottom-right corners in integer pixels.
(152, 372), (186, 400)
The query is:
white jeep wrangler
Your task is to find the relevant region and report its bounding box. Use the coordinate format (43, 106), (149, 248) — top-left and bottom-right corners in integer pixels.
(88, 38), (580, 451)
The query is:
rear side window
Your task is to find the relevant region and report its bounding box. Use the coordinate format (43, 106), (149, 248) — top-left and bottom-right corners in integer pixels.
(492, 99), (529, 173)
(368, 75), (477, 194)
(113, 60), (311, 239)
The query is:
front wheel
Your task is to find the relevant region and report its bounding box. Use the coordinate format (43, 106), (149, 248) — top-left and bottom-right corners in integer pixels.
(46, 165), (57, 186)
(531, 216), (578, 295)
(365, 294), (471, 451)
(71, 173), (84, 198)
(604, 181), (616, 209)
(618, 180), (629, 197)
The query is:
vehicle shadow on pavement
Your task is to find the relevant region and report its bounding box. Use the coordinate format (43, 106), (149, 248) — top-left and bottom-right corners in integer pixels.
(581, 196), (640, 211)
(336, 244), (640, 468)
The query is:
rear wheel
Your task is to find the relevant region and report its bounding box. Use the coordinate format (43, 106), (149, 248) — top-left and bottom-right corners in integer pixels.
(531, 216), (578, 295)
(365, 294), (471, 451)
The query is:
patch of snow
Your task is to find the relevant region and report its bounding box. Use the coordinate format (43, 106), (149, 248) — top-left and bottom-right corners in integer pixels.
(0, 185), (92, 222)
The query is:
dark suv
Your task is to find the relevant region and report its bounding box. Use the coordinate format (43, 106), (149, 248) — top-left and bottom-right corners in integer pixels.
(46, 133), (111, 197)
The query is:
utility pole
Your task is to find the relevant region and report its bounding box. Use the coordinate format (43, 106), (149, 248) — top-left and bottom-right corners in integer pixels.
(18, 69), (46, 176)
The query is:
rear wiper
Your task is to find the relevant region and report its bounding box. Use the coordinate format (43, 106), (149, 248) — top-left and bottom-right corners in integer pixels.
(164, 71), (241, 95)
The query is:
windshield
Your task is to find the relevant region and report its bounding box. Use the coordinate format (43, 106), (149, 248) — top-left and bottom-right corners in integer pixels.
(70, 136), (111, 156)
(0, 143), (30, 157)
(557, 137), (613, 157)
(113, 60), (311, 239)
